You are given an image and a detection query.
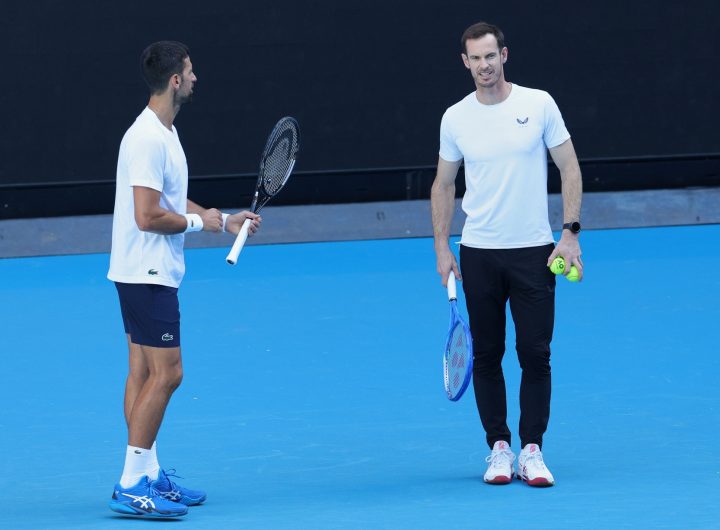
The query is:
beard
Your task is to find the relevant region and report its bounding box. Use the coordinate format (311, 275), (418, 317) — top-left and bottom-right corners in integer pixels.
(174, 78), (194, 106)
(175, 91), (193, 106)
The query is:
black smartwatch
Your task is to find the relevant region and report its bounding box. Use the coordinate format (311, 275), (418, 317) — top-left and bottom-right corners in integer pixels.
(562, 221), (581, 234)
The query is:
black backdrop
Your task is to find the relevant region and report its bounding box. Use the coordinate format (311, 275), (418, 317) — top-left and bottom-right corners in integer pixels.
(1, 0), (718, 218)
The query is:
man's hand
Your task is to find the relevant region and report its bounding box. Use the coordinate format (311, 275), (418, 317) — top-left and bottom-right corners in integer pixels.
(226, 211), (262, 236)
(436, 245), (461, 287)
(200, 208), (223, 232)
(547, 232), (583, 280)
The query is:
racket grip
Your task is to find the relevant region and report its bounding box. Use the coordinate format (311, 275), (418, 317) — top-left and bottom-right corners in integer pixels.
(447, 271), (457, 301)
(226, 218), (252, 265)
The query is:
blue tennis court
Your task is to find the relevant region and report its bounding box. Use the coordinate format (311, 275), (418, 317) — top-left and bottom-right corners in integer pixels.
(0, 224), (718, 529)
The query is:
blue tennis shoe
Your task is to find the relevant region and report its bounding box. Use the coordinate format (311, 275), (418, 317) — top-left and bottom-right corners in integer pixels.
(109, 476), (188, 518)
(151, 468), (207, 506)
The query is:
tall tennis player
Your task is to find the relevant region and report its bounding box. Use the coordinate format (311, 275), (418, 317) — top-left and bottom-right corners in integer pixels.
(431, 22), (583, 487)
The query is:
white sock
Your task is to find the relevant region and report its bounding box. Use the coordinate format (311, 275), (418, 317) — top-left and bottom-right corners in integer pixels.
(119, 445), (152, 488)
(147, 441), (160, 481)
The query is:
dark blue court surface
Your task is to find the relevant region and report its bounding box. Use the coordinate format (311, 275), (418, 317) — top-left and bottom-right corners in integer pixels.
(1, 225), (718, 529)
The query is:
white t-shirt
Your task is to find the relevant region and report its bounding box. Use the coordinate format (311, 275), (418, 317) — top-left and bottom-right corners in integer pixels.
(439, 84), (570, 249)
(108, 107), (189, 288)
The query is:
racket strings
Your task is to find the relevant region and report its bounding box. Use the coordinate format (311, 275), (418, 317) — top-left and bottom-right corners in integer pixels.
(261, 121), (299, 196)
(447, 324), (471, 392)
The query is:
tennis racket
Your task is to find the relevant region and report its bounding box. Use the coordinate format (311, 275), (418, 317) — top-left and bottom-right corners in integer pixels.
(226, 116), (300, 265)
(443, 271), (473, 401)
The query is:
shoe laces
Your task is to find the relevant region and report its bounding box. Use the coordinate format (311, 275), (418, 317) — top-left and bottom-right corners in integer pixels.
(485, 447), (515, 469)
(163, 468), (184, 488)
(522, 449), (547, 471)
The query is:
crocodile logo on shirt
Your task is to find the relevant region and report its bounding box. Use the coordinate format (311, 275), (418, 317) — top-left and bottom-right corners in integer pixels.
(148, 269), (159, 275)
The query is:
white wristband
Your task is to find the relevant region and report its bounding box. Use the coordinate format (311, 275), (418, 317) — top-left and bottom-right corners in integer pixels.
(221, 213), (229, 232)
(183, 213), (203, 233)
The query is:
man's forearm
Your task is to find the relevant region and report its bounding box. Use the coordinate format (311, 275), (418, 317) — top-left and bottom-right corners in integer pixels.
(136, 207), (188, 234)
(560, 165), (582, 223)
(134, 186), (189, 234)
(431, 181), (456, 249)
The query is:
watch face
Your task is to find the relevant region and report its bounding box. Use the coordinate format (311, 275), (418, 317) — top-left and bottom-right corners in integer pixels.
(564, 222), (581, 233)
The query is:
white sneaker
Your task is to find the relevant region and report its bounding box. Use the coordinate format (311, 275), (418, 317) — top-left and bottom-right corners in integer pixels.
(516, 443), (555, 487)
(483, 441), (515, 484)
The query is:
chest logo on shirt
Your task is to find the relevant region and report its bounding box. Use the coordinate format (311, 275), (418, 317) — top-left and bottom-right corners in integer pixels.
(148, 269), (159, 276)
(516, 117), (529, 127)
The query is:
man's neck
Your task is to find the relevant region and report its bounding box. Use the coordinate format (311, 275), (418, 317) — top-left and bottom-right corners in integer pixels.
(147, 95), (179, 130)
(475, 79), (513, 105)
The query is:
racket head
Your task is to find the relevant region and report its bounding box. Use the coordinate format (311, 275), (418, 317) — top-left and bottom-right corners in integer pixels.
(257, 116), (300, 204)
(443, 301), (474, 401)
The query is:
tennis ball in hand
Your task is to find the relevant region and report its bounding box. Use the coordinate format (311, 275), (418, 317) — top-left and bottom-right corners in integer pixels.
(565, 265), (580, 282)
(549, 257), (565, 275)
(549, 256), (580, 282)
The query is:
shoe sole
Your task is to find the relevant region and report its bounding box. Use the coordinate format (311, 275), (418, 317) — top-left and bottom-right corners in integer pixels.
(109, 501), (188, 518)
(516, 474), (554, 487)
(484, 475), (512, 485)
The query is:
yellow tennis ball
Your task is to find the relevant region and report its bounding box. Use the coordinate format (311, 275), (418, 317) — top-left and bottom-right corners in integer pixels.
(550, 256), (580, 282)
(549, 257), (565, 275)
(566, 265), (580, 282)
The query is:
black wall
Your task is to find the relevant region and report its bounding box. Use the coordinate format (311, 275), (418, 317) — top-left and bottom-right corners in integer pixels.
(1, 1), (719, 218)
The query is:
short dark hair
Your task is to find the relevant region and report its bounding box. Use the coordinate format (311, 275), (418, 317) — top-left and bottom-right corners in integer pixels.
(140, 41), (190, 94)
(461, 22), (505, 54)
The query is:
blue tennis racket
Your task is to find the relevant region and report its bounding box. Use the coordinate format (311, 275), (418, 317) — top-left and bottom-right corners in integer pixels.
(443, 271), (473, 401)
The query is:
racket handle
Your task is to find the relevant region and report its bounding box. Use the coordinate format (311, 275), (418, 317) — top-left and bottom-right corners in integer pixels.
(226, 218), (252, 265)
(447, 271), (457, 301)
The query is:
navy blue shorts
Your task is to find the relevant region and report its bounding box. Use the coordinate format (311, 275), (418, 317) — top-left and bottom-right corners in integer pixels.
(115, 282), (180, 348)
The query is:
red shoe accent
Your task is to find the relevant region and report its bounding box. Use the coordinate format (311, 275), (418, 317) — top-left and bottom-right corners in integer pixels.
(485, 475), (512, 485)
(525, 476), (553, 487)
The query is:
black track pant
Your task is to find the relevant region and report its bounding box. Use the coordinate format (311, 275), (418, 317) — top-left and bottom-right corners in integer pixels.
(459, 243), (556, 449)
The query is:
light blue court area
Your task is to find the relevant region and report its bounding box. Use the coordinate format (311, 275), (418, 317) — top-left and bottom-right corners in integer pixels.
(0, 224), (718, 529)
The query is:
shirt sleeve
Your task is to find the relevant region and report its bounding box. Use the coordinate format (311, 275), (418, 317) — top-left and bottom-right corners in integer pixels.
(439, 111), (464, 162)
(542, 93), (571, 149)
(126, 136), (165, 192)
